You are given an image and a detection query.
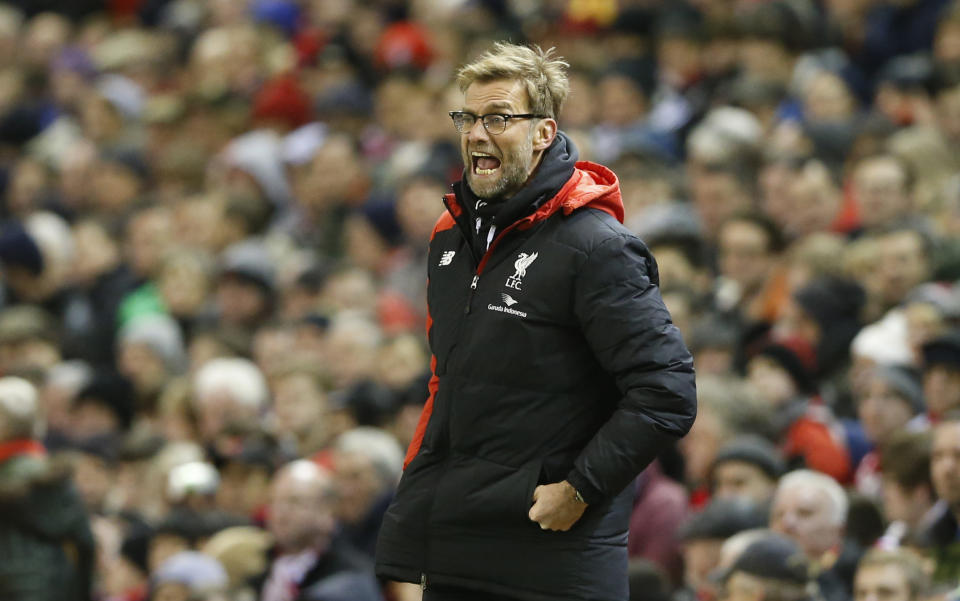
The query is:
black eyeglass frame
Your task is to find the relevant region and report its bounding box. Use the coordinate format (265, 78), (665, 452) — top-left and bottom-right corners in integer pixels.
(448, 111), (547, 134)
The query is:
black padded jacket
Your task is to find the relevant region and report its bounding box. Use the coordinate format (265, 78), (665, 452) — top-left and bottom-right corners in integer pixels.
(375, 159), (697, 601)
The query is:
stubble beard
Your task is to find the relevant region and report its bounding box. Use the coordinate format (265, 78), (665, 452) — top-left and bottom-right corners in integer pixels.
(465, 132), (534, 201)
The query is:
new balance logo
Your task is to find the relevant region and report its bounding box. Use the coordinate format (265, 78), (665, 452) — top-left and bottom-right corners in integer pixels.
(501, 293), (518, 307)
(439, 251), (456, 266)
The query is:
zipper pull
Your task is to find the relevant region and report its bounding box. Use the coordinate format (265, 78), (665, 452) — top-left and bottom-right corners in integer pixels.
(421, 573), (428, 591)
(464, 275), (479, 314)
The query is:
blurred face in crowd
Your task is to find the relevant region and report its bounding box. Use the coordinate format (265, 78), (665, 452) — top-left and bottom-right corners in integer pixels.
(719, 219), (775, 297)
(376, 334), (427, 392)
(853, 157), (912, 231)
(158, 253), (211, 319)
(713, 460), (777, 505)
(905, 302), (946, 361)
(72, 220), (119, 286)
(6, 158), (48, 217)
(272, 372), (328, 442)
(333, 449), (384, 525)
(118, 341), (168, 397)
(757, 161), (800, 228)
(459, 79), (549, 201)
(0, 336), (60, 375)
(683, 539), (724, 591)
(876, 230), (929, 309)
(786, 162), (840, 237)
(935, 84), (960, 142)
(89, 160), (142, 213)
(294, 135), (366, 212)
(854, 563), (912, 601)
(324, 318), (380, 389)
(857, 377), (914, 445)
(690, 169), (751, 237)
(268, 462), (336, 553)
(924, 364), (960, 416)
(739, 37), (792, 84)
(804, 71), (856, 123)
(597, 74), (645, 127)
(216, 275), (269, 326)
(747, 357), (797, 408)
(932, 420), (960, 510)
(396, 177), (446, 249)
(882, 478), (932, 529)
(216, 462), (271, 517)
(72, 452), (114, 513)
(680, 404), (729, 485)
(125, 208), (174, 280)
(770, 482), (843, 560)
(720, 571), (767, 601)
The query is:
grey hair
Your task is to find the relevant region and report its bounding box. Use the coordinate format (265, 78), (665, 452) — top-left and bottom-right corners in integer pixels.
(335, 427), (404, 485)
(776, 469), (848, 526)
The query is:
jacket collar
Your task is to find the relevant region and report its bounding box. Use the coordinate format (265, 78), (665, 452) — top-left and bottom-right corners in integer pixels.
(445, 160), (624, 232)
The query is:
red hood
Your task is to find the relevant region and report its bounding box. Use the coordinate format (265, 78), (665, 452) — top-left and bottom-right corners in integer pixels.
(442, 160), (624, 228)
(554, 161), (624, 223)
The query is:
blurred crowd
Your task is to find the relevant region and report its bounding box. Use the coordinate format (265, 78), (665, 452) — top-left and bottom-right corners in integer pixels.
(1, 0), (960, 600)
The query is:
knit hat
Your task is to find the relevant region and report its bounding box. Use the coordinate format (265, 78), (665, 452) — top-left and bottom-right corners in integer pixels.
(73, 371), (135, 431)
(118, 314), (186, 374)
(871, 364), (924, 414)
(712, 435), (786, 481)
(0, 221), (43, 274)
(793, 277), (866, 331)
(679, 498), (767, 541)
(220, 240), (276, 293)
(374, 21), (433, 71)
(723, 534), (811, 586)
(754, 341), (817, 395)
(252, 75), (312, 130)
(922, 330), (960, 370)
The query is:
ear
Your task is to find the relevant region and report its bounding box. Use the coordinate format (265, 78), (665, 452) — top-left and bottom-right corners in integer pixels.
(532, 118), (557, 152)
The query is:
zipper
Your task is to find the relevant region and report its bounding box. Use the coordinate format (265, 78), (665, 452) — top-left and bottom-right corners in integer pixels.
(464, 275), (479, 314)
(421, 572), (428, 591)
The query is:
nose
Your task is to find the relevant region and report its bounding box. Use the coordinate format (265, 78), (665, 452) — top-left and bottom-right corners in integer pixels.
(467, 117), (490, 144)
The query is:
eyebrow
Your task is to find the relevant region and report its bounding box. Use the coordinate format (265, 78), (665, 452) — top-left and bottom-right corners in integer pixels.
(461, 101), (517, 113)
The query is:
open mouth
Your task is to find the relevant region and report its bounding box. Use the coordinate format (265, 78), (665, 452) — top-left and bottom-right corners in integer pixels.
(471, 151), (501, 176)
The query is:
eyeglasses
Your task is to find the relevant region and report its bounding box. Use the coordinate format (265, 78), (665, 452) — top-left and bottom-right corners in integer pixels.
(448, 111), (546, 135)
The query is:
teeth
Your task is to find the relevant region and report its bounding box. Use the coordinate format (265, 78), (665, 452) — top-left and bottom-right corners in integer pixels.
(476, 168), (497, 175)
(471, 151), (494, 157)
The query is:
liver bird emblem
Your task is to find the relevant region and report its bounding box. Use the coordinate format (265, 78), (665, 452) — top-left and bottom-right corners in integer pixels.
(512, 252), (539, 279)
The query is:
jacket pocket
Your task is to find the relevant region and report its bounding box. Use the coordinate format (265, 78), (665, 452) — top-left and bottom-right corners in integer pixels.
(431, 453), (541, 529)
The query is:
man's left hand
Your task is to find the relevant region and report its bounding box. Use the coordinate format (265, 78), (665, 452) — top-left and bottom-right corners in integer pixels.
(528, 480), (588, 531)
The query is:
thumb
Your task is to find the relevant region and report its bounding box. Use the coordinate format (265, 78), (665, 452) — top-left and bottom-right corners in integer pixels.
(528, 496), (542, 522)
(532, 485), (543, 503)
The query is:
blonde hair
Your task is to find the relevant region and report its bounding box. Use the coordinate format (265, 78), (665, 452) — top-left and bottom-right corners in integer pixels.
(456, 42), (570, 119)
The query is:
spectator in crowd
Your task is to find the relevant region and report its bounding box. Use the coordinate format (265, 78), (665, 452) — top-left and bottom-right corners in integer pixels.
(923, 412), (960, 584)
(675, 498), (766, 601)
(877, 431), (937, 549)
(921, 331), (960, 418)
(853, 549), (929, 601)
(853, 365), (926, 497)
(710, 435), (786, 507)
(331, 427), (403, 559)
(716, 533), (815, 601)
(770, 469), (859, 601)
(259, 459), (381, 601)
(0, 376), (95, 601)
